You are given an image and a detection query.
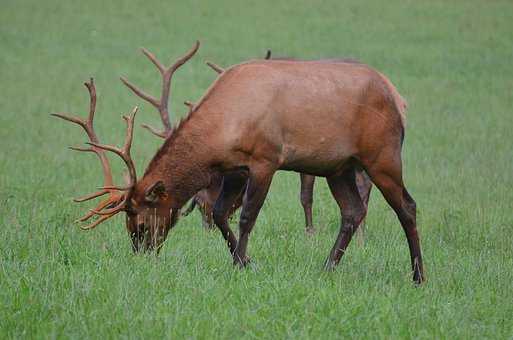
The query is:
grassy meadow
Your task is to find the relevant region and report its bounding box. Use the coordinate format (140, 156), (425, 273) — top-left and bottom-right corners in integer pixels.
(1, 0), (513, 338)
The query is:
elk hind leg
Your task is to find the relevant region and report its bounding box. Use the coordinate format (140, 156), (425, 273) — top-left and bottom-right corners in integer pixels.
(324, 167), (368, 270)
(363, 151), (425, 284)
(300, 173), (316, 234)
(355, 169), (373, 246)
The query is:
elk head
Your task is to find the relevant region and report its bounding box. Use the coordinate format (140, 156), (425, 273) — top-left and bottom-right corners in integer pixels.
(52, 79), (180, 252)
(53, 42), (200, 252)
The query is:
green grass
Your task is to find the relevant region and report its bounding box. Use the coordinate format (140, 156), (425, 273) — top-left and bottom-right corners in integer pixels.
(1, 0), (513, 338)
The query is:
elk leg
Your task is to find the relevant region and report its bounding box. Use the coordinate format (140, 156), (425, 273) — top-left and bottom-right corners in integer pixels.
(324, 167), (368, 270)
(356, 169), (372, 207)
(233, 167), (275, 267)
(300, 173), (316, 234)
(354, 169), (373, 245)
(364, 154), (425, 284)
(228, 189), (244, 219)
(213, 173), (248, 254)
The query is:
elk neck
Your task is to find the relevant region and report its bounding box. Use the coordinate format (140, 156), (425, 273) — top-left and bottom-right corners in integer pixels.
(140, 112), (221, 209)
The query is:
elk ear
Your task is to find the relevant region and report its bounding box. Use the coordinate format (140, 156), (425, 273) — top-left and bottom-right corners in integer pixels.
(144, 181), (167, 202)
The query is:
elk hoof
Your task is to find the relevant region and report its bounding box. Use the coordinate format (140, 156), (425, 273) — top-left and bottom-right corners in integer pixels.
(323, 258), (337, 271)
(233, 254), (251, 267)
(412, 258), (425, 285)
(413, 272), (426, 285)
(305, 226), (316, 235)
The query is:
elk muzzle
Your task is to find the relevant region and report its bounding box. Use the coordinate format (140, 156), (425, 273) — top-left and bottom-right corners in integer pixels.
(126, 207), (177, 253)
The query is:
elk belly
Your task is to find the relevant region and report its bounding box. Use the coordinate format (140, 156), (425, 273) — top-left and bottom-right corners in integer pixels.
(278, 140), (353, 177)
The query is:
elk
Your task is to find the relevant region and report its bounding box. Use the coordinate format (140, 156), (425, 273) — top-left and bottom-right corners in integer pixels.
(55, 47), (424, 283)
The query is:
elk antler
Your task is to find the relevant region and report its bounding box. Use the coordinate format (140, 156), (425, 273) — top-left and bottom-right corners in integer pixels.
(205, 49), (270, 76)
(205, 61), (224, 74)
(121, 40), (200, 139)
(52, 78), (138, 230)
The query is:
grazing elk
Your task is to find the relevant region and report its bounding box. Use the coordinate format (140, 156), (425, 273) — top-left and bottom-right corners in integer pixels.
(54, 43), (424, 283)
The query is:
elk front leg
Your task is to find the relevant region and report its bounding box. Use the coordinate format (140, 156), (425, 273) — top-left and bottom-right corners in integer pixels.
(233, 167), (275, 267)
(213, 172), (248, 254)
(300, 173), (316, 234)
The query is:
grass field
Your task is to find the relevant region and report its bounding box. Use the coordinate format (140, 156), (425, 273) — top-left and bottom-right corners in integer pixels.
(1, 0), (513, 338)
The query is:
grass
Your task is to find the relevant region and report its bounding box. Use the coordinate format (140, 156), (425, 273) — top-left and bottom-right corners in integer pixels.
(1, 0), (513, 338)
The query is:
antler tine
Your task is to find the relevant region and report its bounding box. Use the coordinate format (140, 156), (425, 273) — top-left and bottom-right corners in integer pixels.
(205, 61), (224, 74)
(120, 76), (160, 109)
(80, 213), (117, 230)
(51, 113), (87, 128)
(99, 185), (131, 191)
(73, 189), (109, 203)
(122, 40), (200, 135)
(167, 40), (200, 74)
(122, 106), (138, 153)
(141, 123), (166, 139)
(69, 145), (94, 152)
(74, 196), (115, 222)
(75, 210), (97, 223)
(140, 47), (166, 74)
(183, 101), (195, 114)
(84, 78), (96, 122)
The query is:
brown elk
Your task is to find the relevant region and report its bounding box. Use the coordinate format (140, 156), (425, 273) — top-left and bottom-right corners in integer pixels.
(55, 45), (424, 283)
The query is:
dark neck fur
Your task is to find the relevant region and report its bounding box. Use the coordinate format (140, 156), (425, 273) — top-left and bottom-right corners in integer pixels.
(142, 117), (217, 208)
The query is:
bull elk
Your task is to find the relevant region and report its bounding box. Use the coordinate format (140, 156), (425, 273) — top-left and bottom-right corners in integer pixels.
(54, 43), (424, 283)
